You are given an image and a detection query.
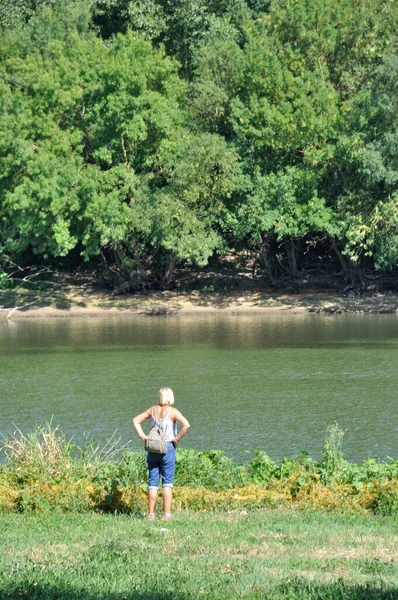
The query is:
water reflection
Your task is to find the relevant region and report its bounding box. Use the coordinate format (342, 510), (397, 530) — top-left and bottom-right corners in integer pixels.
(1, 313), (397, 352)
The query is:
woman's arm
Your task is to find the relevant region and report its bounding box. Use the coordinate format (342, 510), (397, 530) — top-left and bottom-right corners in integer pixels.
(171, 408), (190, 446)
(132, 408), (152, 442)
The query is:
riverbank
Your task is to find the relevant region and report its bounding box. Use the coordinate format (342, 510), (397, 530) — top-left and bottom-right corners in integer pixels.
(1, 285), (397, 319)
(1, 425), (397, 516)
(1, 510), (397, 599)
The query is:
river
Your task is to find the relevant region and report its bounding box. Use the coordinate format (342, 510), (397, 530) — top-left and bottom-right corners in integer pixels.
(0, 314), (396, 463)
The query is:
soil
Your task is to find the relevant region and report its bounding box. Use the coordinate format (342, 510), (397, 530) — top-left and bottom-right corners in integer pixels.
(1, 270), (397, 319)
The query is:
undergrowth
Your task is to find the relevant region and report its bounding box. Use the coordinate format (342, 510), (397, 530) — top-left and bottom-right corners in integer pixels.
(0, 423), (397, 516)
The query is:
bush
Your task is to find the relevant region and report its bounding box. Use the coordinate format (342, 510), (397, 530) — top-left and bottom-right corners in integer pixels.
(358, 481), (398, 516)
(245, 450), (278, 483)
(174, 449), (249, 490)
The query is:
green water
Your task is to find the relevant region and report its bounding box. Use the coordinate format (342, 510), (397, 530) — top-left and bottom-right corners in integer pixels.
(0, 314), (397, 463)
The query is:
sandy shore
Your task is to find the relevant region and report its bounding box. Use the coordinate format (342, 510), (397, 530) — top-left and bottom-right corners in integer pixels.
(1, 288), (397, 319)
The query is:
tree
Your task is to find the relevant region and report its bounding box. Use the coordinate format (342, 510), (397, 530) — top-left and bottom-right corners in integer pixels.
(260, 0), (398, 276)
(0, 30), (185, 267)
(137, 131), (241, 286)
(0, 21), (242, 287)
(329, 55), (398, 272)
(0, 0), (55, 31)
(192, 12), (339, 277)
(92, 0), (251, 78)
(191, 0), (398, 279)
(1, 0), (397, 287)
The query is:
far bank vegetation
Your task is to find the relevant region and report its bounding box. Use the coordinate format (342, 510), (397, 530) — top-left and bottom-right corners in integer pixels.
(0, 0), (397, 296)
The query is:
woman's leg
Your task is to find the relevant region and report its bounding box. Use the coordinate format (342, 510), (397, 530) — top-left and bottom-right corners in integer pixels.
(147, 452), (160, 516)
(148, 488), (158, 514)
(160, 443), (176, 517)
(162, 486), (173, 516)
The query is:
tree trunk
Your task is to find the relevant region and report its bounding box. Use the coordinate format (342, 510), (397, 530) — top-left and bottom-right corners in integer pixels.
(162, 252), (177, 289)
(285, 238), (300, 277)
(112, 246), (125, 271)
(259, 233), (276, 284)
(331, 239), (363, 284)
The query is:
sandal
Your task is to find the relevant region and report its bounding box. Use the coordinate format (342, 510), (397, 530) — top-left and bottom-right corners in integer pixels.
(148, 513), (155, 521)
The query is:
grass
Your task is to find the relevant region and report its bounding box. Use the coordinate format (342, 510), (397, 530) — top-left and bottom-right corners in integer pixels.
(0, 510), (397, 599)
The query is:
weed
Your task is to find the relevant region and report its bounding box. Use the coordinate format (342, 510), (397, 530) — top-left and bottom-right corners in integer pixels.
(1, 423), (75, 483)
(245, 450), (278, 483)
(319, 423), (346, 485)
(0, 424), (397, 516)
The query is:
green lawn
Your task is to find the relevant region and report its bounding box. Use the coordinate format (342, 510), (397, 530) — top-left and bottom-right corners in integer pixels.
(1, 510), (397, 599)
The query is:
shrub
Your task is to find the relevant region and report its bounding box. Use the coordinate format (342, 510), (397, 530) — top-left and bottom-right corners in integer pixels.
(245, 450), (278, 483)
(343, 458), (398, 489)
(358, 481), (398, 516)
(174, 449), (249, 490)
(90, 483), (147, 514)
(15, 480), (94, 513)
(0, 484), (20, 512)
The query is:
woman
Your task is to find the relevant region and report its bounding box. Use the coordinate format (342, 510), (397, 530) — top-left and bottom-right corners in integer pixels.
(132, 387), (190, 520)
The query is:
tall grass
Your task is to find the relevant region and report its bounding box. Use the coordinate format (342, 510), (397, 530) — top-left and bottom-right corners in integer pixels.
(0, 423), (397, 516)
(1, 423), (75, 480)
(319, 422), (346, 484)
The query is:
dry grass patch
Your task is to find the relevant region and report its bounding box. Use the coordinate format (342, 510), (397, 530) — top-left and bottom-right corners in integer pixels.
(308, 547), (398, 561)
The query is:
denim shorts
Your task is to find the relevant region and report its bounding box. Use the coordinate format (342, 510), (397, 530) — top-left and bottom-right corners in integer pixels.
(147, 442), (176, 489)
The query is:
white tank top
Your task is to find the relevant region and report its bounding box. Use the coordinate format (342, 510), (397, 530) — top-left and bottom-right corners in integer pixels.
(150, 406), (177, 442)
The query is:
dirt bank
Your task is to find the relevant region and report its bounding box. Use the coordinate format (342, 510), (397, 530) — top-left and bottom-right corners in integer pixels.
(1, 287), (397, 319)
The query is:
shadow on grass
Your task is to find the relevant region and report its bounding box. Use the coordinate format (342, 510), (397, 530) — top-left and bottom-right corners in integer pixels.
(2, 580), (397, 600)
(0, 587), (185, 600)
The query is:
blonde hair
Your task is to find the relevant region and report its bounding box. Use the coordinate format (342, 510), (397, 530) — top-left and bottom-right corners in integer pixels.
(157, 387), (175, 406)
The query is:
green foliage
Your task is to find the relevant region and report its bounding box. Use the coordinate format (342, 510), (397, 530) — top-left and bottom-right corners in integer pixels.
(1, 424), (397, 515)
(0, 0), (93, 63)
(92, 0), (251, 77)
(142, 131), (241, 271)
(264, 0), (398, 90)
(0, 16), (243, 285)
(190, 0), (398, 277)
(370, 481), (398, 516)
(245, 450), (278, 483)
(234, 167), (336, 244)
(0, 0), (55, 31)
(331, 55), (398, 269)
(174, 449), (248, 489)
(344, 458), (398, 491)
(0, 0), (397, 281)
